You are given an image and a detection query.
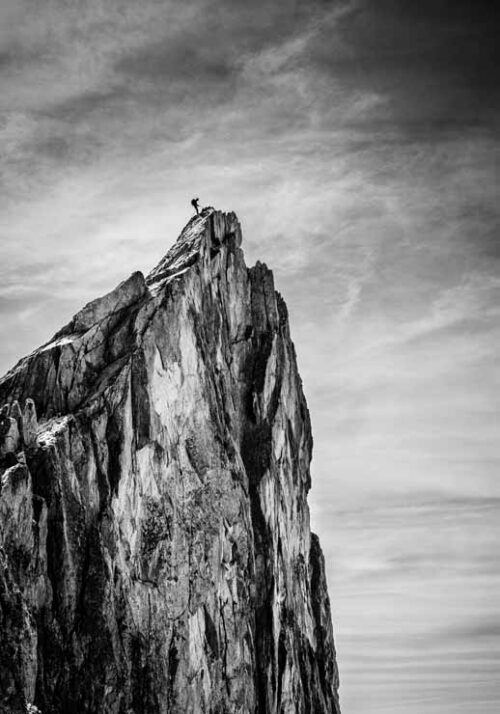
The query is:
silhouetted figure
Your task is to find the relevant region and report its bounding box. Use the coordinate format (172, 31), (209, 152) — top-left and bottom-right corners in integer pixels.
(191, 197), (200, 215)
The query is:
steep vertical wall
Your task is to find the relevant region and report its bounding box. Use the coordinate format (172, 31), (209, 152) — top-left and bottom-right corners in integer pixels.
(0, 209), (341, 714)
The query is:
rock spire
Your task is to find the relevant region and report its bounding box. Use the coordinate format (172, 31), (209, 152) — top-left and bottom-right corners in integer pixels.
(0, 209), (341, 713)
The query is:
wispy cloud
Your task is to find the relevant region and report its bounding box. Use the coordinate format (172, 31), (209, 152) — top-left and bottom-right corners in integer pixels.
(317, 494), (500, 714)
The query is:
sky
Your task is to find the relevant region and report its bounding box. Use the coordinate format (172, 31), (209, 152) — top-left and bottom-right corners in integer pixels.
(1, 1), (499, 712)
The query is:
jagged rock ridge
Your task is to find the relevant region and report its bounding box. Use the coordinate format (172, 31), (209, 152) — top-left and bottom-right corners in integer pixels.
(0, 208), (341, 713)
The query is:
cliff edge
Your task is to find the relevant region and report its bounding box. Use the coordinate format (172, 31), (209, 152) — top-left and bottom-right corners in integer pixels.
(0, 208), (341, 714)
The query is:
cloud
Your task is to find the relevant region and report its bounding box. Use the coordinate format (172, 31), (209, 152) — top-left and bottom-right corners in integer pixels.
(317, 491), (500, 713)
(306, 0), (500, 130)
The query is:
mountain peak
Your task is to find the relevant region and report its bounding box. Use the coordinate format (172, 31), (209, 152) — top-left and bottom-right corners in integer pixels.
(0, 210), (341, 714)
(146, 207), (241, 287)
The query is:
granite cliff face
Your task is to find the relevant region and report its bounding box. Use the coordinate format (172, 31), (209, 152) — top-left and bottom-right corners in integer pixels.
(0, 209), (340, 714)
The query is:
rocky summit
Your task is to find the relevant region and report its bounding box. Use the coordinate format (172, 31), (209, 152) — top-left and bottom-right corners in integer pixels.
(0, 208), (341, 714)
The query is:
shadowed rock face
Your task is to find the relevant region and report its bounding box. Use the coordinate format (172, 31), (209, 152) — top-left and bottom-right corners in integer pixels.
(0, 209), (341, 714)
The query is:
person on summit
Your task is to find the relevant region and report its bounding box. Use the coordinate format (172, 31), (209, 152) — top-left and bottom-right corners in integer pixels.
(191, 197), (200, 215)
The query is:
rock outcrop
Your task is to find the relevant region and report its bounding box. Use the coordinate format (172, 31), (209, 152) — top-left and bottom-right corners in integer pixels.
(0, 208), (341, 713)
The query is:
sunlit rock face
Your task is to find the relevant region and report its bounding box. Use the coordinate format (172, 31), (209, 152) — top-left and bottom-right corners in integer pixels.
(0, 209), (341, 714)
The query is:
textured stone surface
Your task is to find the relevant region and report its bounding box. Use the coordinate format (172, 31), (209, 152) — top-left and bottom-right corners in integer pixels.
(0, 209), (341, 713)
